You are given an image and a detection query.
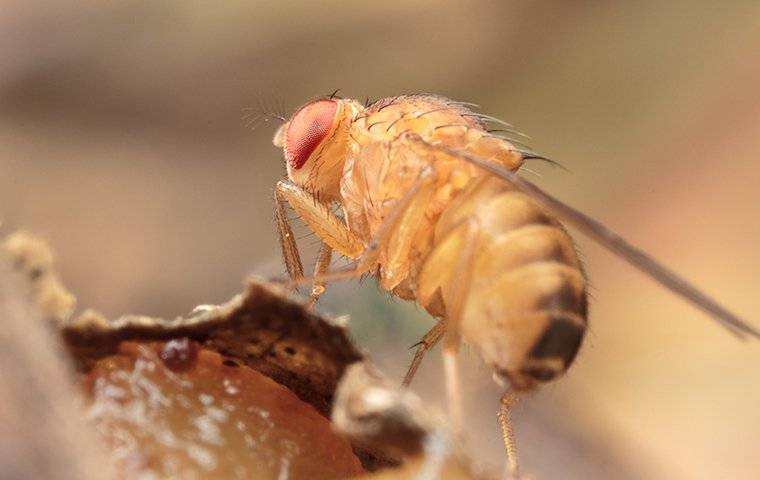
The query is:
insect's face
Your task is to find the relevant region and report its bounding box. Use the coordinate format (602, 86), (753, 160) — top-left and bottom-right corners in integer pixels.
(274, 98), (363, 197)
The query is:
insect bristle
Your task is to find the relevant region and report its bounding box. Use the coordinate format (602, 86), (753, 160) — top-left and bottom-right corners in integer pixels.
(516, 150), (571, 173)
(326, 89), (343, 100)
(486, 133), (533, 151)
(464, 112), (516, 129)
(487, 128), (532, 141)
(450, 100), (481, 109)
(518, 167), (543, 178)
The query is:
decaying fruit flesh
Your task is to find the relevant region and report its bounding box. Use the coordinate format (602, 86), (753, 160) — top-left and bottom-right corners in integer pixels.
(82, 340), (364, 480)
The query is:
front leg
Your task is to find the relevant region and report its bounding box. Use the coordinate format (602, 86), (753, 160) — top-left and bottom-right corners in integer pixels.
(276, 161), (438, 292)
(275, 181), (364, 258)
(274, 184), (304, 284)
(274, 181), (367, 298)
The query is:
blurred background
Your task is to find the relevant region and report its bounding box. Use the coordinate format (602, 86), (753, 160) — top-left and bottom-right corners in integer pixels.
(2, 1), (759, 478)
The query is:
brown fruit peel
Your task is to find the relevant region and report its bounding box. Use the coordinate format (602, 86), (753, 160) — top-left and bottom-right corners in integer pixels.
(62, 277), (363, 417)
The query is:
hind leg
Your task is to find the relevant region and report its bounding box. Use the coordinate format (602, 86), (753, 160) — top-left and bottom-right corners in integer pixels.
(498, 391), (522, 479)
(402, 319), (445, 387)
(443, 221), (524, 477)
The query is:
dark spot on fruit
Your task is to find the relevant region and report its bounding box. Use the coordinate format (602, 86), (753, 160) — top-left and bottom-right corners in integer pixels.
(222, 359), (239, 367)
(284, 346), (296, 356)
(159, 338), (198, 372)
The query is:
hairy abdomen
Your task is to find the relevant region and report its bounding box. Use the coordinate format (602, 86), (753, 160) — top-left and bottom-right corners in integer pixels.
(416, 175), (588, 390)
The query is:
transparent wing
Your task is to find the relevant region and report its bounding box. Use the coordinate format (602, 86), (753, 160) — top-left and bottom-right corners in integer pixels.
(415, 137), (759, 340)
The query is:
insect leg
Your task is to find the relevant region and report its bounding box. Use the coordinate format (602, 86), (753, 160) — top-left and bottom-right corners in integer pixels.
(275, 181), (368, 291)
(274, 186), (304, 285)
(498, 391), (521, 479)
(402, 320), (445, 387)
(440, 219), (481, 434)
(443, 348), (463, 435)
(275, 181), (365, 258)
(306, 242), (333, 308)
(405, 218), (477, 388)
(379, 165), (439, 289)
(287, 166), (439, 287)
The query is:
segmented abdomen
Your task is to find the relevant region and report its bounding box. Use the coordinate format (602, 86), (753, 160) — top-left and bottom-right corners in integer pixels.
(416, 175), (588, 391)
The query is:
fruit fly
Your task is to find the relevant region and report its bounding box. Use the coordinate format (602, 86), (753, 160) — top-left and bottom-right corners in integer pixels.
(270, 93), (758, 477)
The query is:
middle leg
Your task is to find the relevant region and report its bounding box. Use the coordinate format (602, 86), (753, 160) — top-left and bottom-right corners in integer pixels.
(274, 181), (370, 291)
(286, 165), (439, 289)
(306, 242), (333, 308)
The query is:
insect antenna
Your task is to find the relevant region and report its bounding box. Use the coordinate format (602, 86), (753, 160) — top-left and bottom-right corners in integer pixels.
(274, 95), (287, 122)
(242, 94), (287, 131)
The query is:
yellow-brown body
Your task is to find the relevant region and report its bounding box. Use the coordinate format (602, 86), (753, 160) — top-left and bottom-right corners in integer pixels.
(340, 96), (587, 389)
(276, 94), (588, 390)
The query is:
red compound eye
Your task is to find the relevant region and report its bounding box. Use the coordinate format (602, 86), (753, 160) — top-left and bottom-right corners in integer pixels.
(285, 100), (338, 169)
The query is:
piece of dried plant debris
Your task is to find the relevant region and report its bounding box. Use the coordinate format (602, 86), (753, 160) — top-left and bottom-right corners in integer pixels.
(333, 362), (436, 458)
(335, 363), (496, 480)
(3, 230), (76, 322)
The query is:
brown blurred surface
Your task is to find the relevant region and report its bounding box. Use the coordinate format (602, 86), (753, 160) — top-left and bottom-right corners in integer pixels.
(0, 248), (113, 480)
(2, 2), (759, 478)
